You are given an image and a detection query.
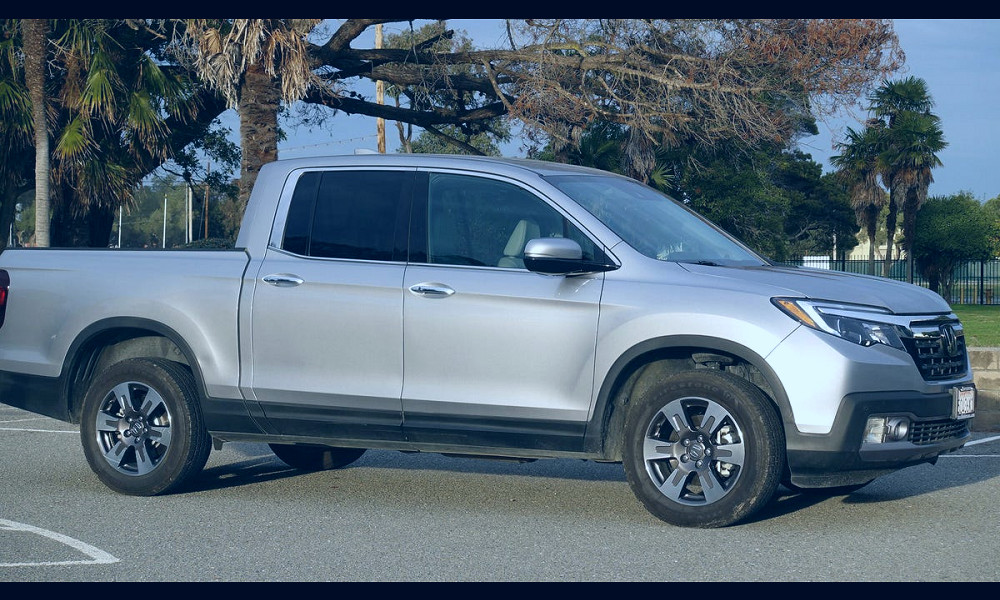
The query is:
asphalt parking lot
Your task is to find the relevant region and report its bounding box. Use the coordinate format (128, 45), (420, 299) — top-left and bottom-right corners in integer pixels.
(1, 403), (998, 582)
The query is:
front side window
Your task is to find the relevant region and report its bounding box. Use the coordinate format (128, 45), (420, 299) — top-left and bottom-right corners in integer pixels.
(419, 173), (600, 269)
(281, 170), (410, 261)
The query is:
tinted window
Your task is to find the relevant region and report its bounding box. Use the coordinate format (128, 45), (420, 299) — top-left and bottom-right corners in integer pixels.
(281, 171), (320, 256)
(423, 173), (599, 268)
(282, 170), (410, 261)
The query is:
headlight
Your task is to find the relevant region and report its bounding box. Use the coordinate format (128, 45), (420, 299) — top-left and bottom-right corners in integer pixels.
(772, 298), (906, 351)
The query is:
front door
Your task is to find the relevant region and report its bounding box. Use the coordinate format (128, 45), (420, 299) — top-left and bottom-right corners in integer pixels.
(401, 172), (605, 452)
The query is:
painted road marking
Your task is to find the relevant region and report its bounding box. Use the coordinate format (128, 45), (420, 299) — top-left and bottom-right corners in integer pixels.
(0, 427), (75, 433)
(0, 519), (119, 567)
(964, 434), (1000, 446)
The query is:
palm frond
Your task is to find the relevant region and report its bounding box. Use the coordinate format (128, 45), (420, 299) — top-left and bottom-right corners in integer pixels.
(74, 158), (134, 209)
(136, 53), (196, 122)
(0, 80), (32, 133)
(78, 49), (122, 121)
(181, 19), (318, 108)
(53, 113), (96, 161)
(0, 37), (21, 75)
(125, 89), (169, 155)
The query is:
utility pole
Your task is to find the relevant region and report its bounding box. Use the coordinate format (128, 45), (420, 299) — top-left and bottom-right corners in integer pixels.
(162, 195), (167, 248)
(376, 24), (386, 154)
(204, 162), (211, 240)
(186, 182), (192, 244)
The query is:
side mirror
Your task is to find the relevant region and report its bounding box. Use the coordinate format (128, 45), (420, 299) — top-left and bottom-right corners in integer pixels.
(523, 238), (617, 276)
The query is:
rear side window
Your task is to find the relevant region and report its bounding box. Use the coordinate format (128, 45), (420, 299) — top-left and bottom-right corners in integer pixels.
(281, 170), (411, 261)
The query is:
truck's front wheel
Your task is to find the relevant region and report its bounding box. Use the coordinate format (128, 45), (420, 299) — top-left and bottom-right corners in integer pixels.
(80, 358), (211, 495)
(622, 370), (784, 528)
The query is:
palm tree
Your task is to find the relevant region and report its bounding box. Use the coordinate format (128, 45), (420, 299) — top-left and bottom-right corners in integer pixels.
(880, 110), (946, 282)
(0, 22), (33, 250)
(868, 77), (943, 280)
(2, 19), (227, 248)
(48, 20), (204, 246)
(22, 19), (49, 247)
(870, 76), (935, 125)
(178, 19), (319, 206)
(831, 124), (886, 275)
(869, 77), (945, 282)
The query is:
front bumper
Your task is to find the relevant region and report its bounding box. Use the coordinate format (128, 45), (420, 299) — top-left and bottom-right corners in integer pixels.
(784, 389), (972, 488)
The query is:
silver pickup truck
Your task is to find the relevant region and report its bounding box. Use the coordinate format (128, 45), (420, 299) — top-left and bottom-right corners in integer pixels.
(0, 155), (977, 527)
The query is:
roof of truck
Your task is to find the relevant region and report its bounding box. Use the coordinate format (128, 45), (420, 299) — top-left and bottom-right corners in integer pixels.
(263, 153), (615, 178)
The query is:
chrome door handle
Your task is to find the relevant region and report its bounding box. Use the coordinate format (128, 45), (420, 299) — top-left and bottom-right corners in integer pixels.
(263, 273), (304, 287)
(408, 283), (455, 297)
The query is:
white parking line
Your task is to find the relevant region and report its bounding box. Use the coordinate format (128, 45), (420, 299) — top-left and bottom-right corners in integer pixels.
(0, 415), (77, 434)
(0, 519), (119, 567)
(0, 427), (75, 434)
(0, 417), (53, 424)
(965, 434), (1000, 446)
(937, 434), (1000, 458)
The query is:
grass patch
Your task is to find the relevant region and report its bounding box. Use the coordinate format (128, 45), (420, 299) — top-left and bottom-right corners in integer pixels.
(952, 305), (1000, 347)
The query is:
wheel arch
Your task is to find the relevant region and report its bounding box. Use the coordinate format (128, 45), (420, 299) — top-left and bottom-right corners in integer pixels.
(61, 317), (205, 424)
(585, 335), (793, 461)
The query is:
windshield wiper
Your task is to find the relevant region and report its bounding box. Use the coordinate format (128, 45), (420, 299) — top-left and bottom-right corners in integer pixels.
(683, 260), (722, 266)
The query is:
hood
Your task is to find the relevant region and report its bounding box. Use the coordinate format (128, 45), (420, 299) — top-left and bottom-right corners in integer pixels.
(677, 263), (952, 315)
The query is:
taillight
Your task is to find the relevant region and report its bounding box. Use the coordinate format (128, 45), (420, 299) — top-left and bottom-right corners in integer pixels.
(0, 269), (8, 329)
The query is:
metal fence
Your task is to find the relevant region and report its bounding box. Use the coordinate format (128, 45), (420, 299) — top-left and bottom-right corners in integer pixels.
(777, 258), (1000, 305)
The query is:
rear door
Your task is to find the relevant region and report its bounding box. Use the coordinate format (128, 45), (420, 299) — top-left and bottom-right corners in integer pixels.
(248, 168), (414, 441)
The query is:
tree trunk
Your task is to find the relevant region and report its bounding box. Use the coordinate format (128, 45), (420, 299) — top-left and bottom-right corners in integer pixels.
(882, 198), (898, 278)
(238, 61), (281, 208)
(902, 186), (920, 283)
(623, 127), (655, 184)
(23, 19), (50, 248)
(49, 183), (83, 247)
(867, 231), (876, 277)
(88, 204), (116, 248)
(865, 205), (878, 276)
(927, 267), (939, 294)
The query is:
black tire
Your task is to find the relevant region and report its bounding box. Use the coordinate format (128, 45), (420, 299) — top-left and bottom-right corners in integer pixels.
(622, 370), (785, 528)
(269, 443), (366, 471)
(80, 358), (211, 496)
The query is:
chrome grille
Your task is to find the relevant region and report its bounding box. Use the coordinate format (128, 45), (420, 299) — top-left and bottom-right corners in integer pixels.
(908, 418), (969, 445)
(900, 320), (968, 381)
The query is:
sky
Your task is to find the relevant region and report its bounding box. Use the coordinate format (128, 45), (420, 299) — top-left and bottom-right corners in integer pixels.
(267, 19), (1000, 203)
(801, 19), (1000, 203)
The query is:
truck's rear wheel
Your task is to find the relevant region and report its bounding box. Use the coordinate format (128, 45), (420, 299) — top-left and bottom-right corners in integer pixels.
(269, 443), (365, 471)
(80, 358), (211, 495)
(623, 370), (784, 528)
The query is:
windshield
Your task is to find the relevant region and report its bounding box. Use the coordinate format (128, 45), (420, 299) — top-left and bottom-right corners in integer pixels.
(544, 174), (766, 267)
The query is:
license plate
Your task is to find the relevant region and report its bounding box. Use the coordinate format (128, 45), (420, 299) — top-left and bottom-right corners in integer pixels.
(952, 386), (976, 420)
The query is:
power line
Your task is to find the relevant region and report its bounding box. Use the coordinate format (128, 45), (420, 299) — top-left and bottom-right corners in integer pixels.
(279, 135), (378, 154)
